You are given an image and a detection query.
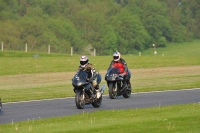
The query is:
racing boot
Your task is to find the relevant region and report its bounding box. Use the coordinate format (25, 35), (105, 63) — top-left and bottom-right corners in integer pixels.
(92, 79), (98, 89)
(94, 84), (99, 90)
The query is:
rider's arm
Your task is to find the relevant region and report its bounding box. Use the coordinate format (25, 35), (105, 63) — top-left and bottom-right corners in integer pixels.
(107, 60), (114, 71)
(124, 62), (128, 72)
(121, 59), (128, 74)
(87, 63), (96, 79)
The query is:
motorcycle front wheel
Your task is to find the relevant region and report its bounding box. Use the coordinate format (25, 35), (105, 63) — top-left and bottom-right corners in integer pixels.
(108, 82), (117, 99)
(75, 90), (85, 109)
(92, 94), (102, 108)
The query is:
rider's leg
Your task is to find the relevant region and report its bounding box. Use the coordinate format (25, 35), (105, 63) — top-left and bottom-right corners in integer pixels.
(93, 73), (101, 90)
(120, 74), (130, 92)
(124, 74), (130, 84)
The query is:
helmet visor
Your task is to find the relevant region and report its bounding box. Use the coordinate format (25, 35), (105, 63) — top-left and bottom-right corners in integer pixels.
(113, 56), (119, 60)
(80, 60), (88, 65)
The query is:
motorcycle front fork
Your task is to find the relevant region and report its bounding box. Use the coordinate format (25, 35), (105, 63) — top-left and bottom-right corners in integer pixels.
(118, 81), (124, 89)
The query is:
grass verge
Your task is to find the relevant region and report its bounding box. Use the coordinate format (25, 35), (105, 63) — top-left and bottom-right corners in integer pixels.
(0, 103), (200, 133)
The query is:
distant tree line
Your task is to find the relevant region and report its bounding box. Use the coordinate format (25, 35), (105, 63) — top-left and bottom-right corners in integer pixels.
(0, 0), (199, 55)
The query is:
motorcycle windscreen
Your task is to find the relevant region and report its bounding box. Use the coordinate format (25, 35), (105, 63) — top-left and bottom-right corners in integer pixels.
(105, 67), (120, 81)
(72, 70), (88, 87)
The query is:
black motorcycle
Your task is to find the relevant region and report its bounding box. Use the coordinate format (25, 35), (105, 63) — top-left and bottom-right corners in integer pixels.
(0, 98), (2, 112)
(72, 69), (106, 109)
(105, 67), (132, 99)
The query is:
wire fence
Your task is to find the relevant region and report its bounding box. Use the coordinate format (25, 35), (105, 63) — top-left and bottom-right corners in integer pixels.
(0, 42), (97, 56)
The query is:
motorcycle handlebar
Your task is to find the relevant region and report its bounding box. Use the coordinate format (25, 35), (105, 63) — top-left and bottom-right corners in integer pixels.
(116, 76), (123, 80)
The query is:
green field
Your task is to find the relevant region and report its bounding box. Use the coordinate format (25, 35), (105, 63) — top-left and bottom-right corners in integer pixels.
(1, 39), (200, 76)
(0, 42), (200, 102)
(0, 40), (200, 132)
(140, 39), (200, 56)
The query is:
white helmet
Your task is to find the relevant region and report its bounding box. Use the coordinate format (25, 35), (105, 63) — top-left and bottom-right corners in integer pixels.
(80, 55), (89, 67)
(113, 51), (121, 61)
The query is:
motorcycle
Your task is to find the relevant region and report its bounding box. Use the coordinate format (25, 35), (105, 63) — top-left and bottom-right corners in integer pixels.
(105, 67), (132, 99)
(72, 69), (106, 109)
(0, 98), (2, 112)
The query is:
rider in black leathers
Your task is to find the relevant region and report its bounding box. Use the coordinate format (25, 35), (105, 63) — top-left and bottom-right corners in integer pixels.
(78, 55), (101, 90)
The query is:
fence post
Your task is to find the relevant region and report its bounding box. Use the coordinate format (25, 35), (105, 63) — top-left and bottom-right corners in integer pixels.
(94, 48), (96, 56)
(25, 43), (27, 52)
(48, 45), (50, 54)
(71, 47), (73, 56)
(1, 42), (3, 51)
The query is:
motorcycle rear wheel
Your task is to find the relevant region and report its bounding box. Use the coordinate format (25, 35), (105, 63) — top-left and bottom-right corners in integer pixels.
(75, 90), (85, 109)
(123, 83), (131, 98)
(108, 82), (117, 99)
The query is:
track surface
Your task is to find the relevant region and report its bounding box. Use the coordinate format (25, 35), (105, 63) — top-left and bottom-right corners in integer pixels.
(1, 88), (200, 124)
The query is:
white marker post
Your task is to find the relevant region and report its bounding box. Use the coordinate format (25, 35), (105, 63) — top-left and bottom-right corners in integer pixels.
(1, 42), (3, 51)
(48, 45), (50, 54)
(94, 48), (96, 56)
(71, 47), (73, 56)
(25, 43), (27, 52)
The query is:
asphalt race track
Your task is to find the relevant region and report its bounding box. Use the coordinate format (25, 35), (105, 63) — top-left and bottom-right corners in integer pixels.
(1, 88), (200, 124)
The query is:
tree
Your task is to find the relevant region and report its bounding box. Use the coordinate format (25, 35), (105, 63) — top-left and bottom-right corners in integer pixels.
(0, 0), (199, 54)
(141, 0), (171, 46)
(110, 9), (150, 52)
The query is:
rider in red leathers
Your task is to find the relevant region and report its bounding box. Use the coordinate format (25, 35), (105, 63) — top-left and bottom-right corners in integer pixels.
(107, 51), (131, 92)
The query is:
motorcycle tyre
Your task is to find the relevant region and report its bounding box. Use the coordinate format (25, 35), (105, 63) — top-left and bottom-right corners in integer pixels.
(123, 83), (132, 98)
(108, 82), (117, 99)
(0, 99), (2, 112)
(75, 90), (85, 109)
(92, 94), (102, 108)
